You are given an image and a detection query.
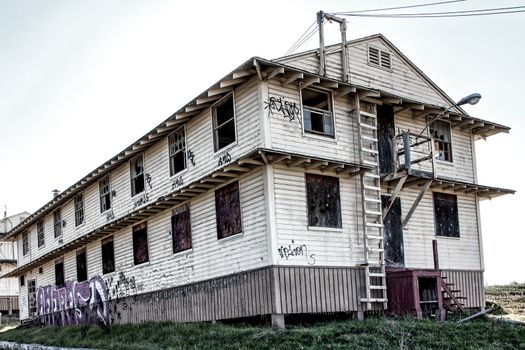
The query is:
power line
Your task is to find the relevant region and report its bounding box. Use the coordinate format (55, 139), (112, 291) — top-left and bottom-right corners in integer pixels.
(285, 19), (320, 56)
(284, 20), (317, 56)
(333, 0), (466, 15)
(338, 9), (525, 18)
(335, 5), (525, 18)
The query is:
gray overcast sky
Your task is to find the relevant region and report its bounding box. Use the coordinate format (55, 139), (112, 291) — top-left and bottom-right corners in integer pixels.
(0, 0), (523, 285)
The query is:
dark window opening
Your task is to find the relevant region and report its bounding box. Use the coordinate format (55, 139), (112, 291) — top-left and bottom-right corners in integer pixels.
(306, 174), (342, 228)
(22, 231), (29, 255)
(430, 120), (453, 162)
(172, 205), (192, 253)
(28, 280), (36, 317)
(434, 192), (460, 237)
(133, 222), (149, 265)
(76, 250), (87, 282)
(130, 154), (145, 196)
(215, 181), (242, 239)
(55, 260), (65, 288)
(99, 175), (112, 213)
(39, 267), (43, 274)
(37, 219), (44, 248)
(381, 195), (404, 267)
(302, 88), (334, 137)
(74, 193), (84, 226)
(169, 126), (187, 176)
(19, 275), (25, 287)
(213, 95), (236, 151)
(377, 105), (396, 175)
(53, 209), (62, 238)
(101, 237), (115, 274)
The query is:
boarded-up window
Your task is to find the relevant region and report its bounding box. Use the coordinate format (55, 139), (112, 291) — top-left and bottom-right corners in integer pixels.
(434, 192), (460, 237)
(430, 120), (453, 162)
(37, 219), (44, 248)
(302, 88), (334, 137)
(22, 230), (29, 255)
(55, 260), (65, 287)
(101, 237), (115, 274)
(74, 193), (84, 226)
(213, 94), (236, 151)
(130, 154), (145, 197)
(172, 205), (192, 253)
(99, 175), (112, 213)
(306, 174), (342, 228)
(53, 209), (62, 238)
(169, 126), (187, 176)
(28, 280), (36, 317)
(76, 250), (87, 282)
(215, 181), (242, 239)
(133, 222), (149, 265)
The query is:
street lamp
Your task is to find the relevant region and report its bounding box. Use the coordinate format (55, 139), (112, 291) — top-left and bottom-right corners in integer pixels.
(420, 93), (481, 135)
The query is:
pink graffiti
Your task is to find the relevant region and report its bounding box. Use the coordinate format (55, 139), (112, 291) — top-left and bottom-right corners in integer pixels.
(36, 275), (109, 327)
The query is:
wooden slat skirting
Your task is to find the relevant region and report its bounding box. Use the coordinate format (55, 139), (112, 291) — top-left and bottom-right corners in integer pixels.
(109, 266), (369, 324)
(441, 269), (484, 308)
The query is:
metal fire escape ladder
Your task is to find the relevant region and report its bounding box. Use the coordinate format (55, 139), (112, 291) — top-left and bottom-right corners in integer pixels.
(356, 97), (388, 310)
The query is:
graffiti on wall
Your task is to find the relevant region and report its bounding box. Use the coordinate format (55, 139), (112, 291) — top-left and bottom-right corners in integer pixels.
(36, 276), (109, 327)
(217, 152), (232, 167)
(264, 96), (301, 122)
(278, 243), (316, 265)
(133, 193), (150, 209)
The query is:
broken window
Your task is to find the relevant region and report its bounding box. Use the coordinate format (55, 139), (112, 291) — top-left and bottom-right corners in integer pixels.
(22, 231), (29, 256)
(213, 94), (236, 151)
(101, 237), (115, 274)
(434, 192), (460, 237)
(169, 126), (187, 176)
(302, 88), (334, 137)
(74, 193), (84, 226)
(172, 205), (192, 253)
(19, 275), (25, 287)
(130, 154), (145, 197)
(430, 120), (453, 162)
(28, 280), (36, 317)
(37, 219), (44, 248)
(55, 260), (65, 287)
(53, 209), (62, 238)
(305, 174), (342, 228)
(132, 222), (149, 265)
(76, 249), (87, 282)
(215, 181), (242, 239)
(99, 175), (112, 213)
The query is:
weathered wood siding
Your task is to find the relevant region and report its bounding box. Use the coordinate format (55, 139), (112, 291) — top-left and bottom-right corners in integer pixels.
(441, 269), (484, 308)
(17, 77), (262, 269)
(19, 168), (268, 320)
(266, 81), (360, 163)
(394, 188), (481, 270)
(272, 165), (365, 267)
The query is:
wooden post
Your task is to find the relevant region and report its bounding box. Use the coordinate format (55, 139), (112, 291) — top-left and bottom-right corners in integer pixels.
(433, 239), (439, 270)
(317, 11), (326, 77)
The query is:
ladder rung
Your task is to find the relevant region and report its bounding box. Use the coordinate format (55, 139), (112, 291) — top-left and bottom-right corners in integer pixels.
(361, 148), (379, 155)
(363, 185), (381, 191)
(369, 272), (386, 277)
(366, 235), (383, 240)
(364, 197), (381, 203)
(360, 123), (376, 130)
(365, 222), (383, 228)
(361, 298), (387, 303)
(363, 173), (380, 179)
(367, 248), (384, 253)
(370, 285), (387, 290)
(361, 135), (378, 142)
(362, 160), (378, 167)
(365, 210), (382, 216)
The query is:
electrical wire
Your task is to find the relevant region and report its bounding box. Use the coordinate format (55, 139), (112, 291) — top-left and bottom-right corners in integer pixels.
(333, 0), (466, 15)
(335, 5), (525, 18)
(284, 19), (320, 56)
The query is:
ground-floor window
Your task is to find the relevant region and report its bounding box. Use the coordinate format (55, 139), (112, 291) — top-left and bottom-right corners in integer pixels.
(133, 222), (149, 265)
(55, 260), (65, 287)
(305, 173), (342, 228)
(215, 181), (242, 239)
(433, 192), (460, 237)
(101, 237), (115, 274)
(172, 205), (192, 253)
(28, 280), (36, 317)
(76, 249), (87, 282)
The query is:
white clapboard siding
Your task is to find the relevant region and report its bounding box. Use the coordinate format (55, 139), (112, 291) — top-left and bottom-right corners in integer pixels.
(272, 165), (364, 267)
(396, 187), (481, 270)
(18, 77), (262, 268)
(394, 110), (474, 183)
(266, 81), (360, 164)
(24, 168), (268, 308)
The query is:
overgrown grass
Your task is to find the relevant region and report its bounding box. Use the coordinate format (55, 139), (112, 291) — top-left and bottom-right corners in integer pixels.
(0, 317), (523, 350)
(486, 282), (525, 321)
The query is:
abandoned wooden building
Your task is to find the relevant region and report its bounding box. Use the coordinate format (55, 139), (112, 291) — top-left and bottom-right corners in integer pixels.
(3, 33), (514, 327)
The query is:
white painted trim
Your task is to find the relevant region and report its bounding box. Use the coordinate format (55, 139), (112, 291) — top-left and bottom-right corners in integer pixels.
(258, 81), (271, 149)
(263, 164), (278, 265)
(167, 124), (190, 178)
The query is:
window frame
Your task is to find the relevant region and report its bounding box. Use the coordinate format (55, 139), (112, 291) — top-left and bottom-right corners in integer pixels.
(215, 181), (243, 240)
(53, 209), (62, 238)
(168, 125), (188, 177)
(74, 192), (85, 227)
(305, 173), (343, 229)
(28, 279), (37, 317)
(212, 93), (237, 153)
(301, 87), (336, 139)
(433, 192), (460, 238)
(101, 236), (115, 274)
(132, 222), (149, 265)
(22, 230), (29, 256)
(37, 219), (45, 248)
(430, 120), (453, 163)
(99, 174), (112, 213)
(130, 153), (146, 197)
(171, 204), (192, 254)
(55, 259), (65, 288)
(76, 249), (88, 282)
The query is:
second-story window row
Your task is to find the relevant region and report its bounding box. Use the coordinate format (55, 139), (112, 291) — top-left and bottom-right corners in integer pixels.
(130, 154), (145, 197)
(74, 193), (84, 226)
(302, 88), (334, 138)
(169, 126), (187, 176)
(37, 219), (45, 248)
(53, 209), (62, 238)
(99, 175), (112, 213)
